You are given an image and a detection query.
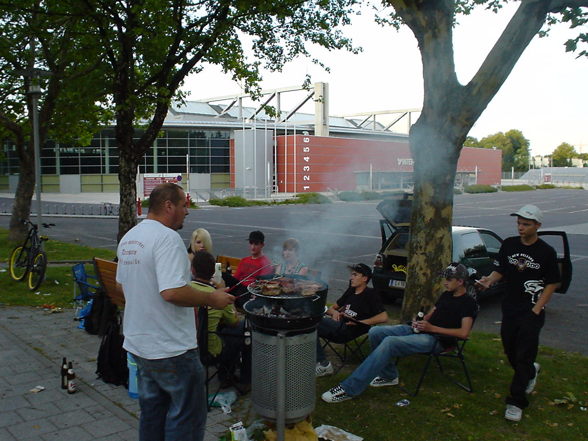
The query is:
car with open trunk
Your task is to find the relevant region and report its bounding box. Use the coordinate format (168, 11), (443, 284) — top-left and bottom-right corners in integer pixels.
(371, 195), (572, 303)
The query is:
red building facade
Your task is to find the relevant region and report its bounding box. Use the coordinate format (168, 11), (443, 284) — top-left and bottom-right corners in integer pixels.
(275, 135), (501, 192)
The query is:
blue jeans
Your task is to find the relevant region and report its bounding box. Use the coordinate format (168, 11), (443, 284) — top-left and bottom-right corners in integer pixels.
(340, 324), (441, 396)
(316, 317), (366, 363)
(133, 349), (207, 441)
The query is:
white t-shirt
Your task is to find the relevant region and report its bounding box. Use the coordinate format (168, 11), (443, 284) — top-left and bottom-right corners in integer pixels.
(116, 219), (196, 359)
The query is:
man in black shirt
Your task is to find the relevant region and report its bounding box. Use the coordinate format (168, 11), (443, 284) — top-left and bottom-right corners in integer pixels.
(479, 204), (560, 422)
(316, 263), (388, 377)
(322, 263), (477, 403)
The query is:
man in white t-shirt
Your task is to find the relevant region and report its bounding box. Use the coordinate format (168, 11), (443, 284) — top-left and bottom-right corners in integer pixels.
(116, 183), (234, 441)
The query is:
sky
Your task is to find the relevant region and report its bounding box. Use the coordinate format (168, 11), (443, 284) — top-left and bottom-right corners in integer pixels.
(182, 3), (588, 157)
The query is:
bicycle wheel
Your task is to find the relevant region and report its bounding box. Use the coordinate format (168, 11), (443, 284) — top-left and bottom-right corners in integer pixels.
(27, 251), (47, 291)
(9, 246), (29, 281)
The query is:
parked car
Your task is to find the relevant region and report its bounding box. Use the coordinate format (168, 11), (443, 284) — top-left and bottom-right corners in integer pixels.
(372, 196), (572, 302)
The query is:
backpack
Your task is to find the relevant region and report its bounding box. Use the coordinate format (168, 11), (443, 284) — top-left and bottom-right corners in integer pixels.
(84, 292), (117, 336)
(96, 312), (129, 387)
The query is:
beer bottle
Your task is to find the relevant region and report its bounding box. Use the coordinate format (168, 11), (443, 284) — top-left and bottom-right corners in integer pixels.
(67, 362), (77, 394)
(413, 307), (425, 333)
(60, 357), (68, 389)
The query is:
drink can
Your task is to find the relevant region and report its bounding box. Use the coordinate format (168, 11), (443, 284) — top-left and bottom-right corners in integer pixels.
(396, 399), (410, 407)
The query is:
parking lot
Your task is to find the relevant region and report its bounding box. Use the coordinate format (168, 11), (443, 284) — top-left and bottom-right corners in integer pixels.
(1, 189), (587, 354)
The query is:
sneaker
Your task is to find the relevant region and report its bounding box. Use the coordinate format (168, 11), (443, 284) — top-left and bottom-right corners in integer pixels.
(369, 376), (399, 387)
(321, 385), (352, 403)
(505, 404), (522, 422)
(315, 361), (334, 377)
(525, 362), (541, 394)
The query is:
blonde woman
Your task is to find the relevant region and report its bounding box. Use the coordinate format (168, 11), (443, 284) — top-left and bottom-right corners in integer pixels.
(188, 228), (212, 261)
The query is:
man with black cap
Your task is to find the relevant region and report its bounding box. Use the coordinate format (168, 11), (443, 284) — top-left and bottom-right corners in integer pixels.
(478, 204), (560, 422)
(322, 262), (477, 403)
(316, 263), (388, 377)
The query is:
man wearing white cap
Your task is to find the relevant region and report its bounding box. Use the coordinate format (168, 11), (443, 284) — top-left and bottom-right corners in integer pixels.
(478, 204), (560, 422)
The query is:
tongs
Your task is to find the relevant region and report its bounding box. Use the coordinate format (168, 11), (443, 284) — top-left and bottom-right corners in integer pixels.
(228, 263), (275, 297)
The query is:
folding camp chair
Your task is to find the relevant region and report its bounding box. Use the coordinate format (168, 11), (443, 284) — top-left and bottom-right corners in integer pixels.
(196, 306), (222, 410)
(320, 332), (370, 373)
(72, 263), (100, 319)
(398, 334), (474, 397)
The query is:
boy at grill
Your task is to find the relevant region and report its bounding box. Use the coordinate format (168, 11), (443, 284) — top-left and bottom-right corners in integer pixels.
(315, 263), (388, 377)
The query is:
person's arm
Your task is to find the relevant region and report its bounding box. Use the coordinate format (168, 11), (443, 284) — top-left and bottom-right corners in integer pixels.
(532, 282), (558, 314)
(477, 270), (503, 290)
(422, 306), (436, 322)
(298, 265), (309, 276)
(355, 310), (388, 326)
(415, 316), (474, 340)
(161, 285), (234, 309)
(326, 303), (343, 321)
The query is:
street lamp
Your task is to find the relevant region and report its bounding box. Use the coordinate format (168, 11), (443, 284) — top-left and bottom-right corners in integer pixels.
(28, 80), (43, 230)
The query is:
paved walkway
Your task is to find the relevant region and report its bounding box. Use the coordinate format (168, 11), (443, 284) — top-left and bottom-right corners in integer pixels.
(0, 306), (253, 441)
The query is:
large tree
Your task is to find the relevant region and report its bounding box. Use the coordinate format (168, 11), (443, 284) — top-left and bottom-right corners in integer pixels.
(551, 141), (577, 165)
(379, 0), (588, 320)
(0, 0), (109, 241)
(475, 129), (531, 171)
(65, 0), (358, 241)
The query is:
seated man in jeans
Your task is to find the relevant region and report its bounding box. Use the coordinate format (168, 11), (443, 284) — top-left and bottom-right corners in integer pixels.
(322, 262), (478, 402)
(316, 263), (388, 376)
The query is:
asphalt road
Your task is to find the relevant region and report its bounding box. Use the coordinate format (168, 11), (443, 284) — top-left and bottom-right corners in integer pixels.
(1, 189), (587, 355)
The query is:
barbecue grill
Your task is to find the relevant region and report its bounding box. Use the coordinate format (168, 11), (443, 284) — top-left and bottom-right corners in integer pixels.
(243, 276), (328, 441)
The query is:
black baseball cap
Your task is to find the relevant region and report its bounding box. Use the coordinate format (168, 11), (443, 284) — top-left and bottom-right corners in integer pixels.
(248, 230), (265, 244)
(348, 263), (372, 279)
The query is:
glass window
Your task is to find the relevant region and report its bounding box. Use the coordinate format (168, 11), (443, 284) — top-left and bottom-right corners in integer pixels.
(479, 231), (502, 254)
(461, 232), (487, 259)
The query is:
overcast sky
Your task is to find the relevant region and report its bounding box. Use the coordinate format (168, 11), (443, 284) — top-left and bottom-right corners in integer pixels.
(182, 3), (587, 156)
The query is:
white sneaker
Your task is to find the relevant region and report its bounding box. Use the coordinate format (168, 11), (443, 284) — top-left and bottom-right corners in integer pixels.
(321, 385), (352, 403)
(315, 361), (334, 377)
(369, 376), (399, 387)
(505, 404), (523, 422)
(525, 362), (541, 394)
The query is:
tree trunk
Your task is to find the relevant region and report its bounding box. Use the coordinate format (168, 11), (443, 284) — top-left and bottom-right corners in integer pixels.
(117, 145), (139, 243)
(8, 140), (35, 243)
(400, 119), (460, 321)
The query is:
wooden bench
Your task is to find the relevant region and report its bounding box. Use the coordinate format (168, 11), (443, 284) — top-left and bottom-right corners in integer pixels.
(94, 258), (125, 308)
(215, 255), (241, 275)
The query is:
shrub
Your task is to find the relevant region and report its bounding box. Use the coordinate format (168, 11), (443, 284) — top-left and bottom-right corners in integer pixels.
(209, 196), (255, 207)
(295, 192), (332, 204)
(337, 191), (363, 201)
(536, 184), (556, 189)
(453, 187), (463, 194)
(464, 184), (498, 193)
(360, 191), (384, 200)
(501, 184), (535, 192)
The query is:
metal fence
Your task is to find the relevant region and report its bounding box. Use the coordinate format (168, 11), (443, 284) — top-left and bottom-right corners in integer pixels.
(0, 198), (120, 217)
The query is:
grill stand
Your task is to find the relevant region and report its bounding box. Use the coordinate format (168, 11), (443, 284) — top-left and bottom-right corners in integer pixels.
(251, 327), (317, 441)
(277, 332), (286, 441)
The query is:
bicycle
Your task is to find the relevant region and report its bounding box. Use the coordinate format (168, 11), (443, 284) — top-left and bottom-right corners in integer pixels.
(9, 219), (55, 291)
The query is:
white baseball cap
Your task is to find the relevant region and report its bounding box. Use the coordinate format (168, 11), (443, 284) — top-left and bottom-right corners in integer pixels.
(510, 204), (543, 223)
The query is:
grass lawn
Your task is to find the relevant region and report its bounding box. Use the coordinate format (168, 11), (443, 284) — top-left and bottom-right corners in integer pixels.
(1, 226), (586, 440)
(0, 228), (116, 308)
(314, 336), (588, 440)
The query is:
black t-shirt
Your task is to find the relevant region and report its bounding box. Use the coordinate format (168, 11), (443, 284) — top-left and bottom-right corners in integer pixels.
(336, 286), (385, 322)
(428, 291), (478, 348)
(495, 236), (560, 316)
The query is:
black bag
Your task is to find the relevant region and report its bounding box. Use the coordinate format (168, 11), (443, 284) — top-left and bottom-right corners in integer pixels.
(96, 313), (128, 387)
(85, 292), (117, 336)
